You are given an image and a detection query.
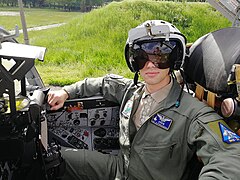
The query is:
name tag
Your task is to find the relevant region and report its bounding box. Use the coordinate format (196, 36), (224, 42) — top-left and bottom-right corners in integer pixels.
(151, 113), (173, 130)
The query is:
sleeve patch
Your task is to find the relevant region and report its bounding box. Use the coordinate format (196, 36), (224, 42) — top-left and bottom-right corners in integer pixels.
(219, 122), (240, 144)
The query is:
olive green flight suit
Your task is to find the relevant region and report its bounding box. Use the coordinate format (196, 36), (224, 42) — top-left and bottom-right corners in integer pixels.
(61, 74), (240, 180)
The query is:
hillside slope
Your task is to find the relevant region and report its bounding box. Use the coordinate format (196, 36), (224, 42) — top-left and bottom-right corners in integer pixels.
(32, 0), (231, 85)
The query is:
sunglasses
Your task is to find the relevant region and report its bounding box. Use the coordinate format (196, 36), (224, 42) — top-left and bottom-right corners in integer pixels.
(129, 40), (177, 70)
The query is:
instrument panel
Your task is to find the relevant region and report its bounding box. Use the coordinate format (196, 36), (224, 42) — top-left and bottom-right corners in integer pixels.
(46, 96), (120, 155)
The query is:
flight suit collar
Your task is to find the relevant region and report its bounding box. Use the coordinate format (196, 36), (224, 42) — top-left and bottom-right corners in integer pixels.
(144, 78), (182, 113)
(162, 78), (182, 108)
(131, 78), (182, 115)
(142, 77), (173, 104)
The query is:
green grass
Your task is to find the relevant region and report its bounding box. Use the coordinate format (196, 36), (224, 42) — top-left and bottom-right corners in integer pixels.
(0, 1), (231, 86)
(0, 7), (82, 31)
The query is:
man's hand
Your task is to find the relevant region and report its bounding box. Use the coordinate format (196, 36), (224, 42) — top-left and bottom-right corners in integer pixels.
(48, 89), (69, 111)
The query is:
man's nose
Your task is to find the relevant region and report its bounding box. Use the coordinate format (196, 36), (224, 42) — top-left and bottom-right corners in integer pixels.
(145, 61), (156, 68)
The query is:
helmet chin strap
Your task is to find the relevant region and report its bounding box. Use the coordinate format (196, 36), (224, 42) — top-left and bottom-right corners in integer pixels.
(134, 72), (139, 85)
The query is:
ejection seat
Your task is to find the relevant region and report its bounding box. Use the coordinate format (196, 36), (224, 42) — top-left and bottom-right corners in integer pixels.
(184, 27), (240, 131)
(182, 27), (240, 179)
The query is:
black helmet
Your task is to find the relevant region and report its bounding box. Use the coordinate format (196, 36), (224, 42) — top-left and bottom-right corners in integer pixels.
(184, 27), (240, 95)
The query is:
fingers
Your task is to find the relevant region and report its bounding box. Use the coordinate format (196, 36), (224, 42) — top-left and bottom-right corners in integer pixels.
(50, 102), (64, 111)
(47, 92), (58, 106)
(47, 89), (69, 111)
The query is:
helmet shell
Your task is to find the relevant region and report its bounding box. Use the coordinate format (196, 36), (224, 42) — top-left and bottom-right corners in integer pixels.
(125, 20), (186, 72)
(184, 27), (240, 94)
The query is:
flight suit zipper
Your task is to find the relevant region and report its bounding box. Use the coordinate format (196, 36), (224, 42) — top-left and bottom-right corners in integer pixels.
(127, 103), (177, 179)
(169, 143), (177, 158)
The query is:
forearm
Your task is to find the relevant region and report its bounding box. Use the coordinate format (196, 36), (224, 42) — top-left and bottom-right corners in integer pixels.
(188, 109), (240, 180)
(199, 153), (240, 180)
(62, 74), (134, 104)
(63, 77), (104, 99)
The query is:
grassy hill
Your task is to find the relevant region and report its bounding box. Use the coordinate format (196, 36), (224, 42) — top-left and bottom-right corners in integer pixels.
(0, 7), (81, 31)
(29, 0), (231, 86)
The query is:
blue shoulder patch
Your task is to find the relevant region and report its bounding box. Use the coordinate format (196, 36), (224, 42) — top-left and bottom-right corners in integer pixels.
(151, 113), (173, 130)
(219, 122), (240, 144)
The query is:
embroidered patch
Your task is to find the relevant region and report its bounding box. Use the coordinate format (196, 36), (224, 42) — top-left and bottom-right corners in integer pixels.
(219, 122), (240, 144)
(122, 99), (133, 118)
(151, 113), (173, 130)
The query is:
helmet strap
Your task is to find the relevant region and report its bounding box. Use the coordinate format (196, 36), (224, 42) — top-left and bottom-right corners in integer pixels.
(134, 72), (139, 85)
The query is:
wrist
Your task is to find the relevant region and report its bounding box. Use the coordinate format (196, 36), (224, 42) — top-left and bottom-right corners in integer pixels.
(62, 89), (69, 100)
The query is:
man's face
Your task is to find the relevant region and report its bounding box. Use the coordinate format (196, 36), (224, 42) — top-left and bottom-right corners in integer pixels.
(130, 40), (174, 89)
(139, 60), (170, 86)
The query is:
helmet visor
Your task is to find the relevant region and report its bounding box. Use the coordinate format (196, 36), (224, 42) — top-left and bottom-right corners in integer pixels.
(129, 40), (177, 70)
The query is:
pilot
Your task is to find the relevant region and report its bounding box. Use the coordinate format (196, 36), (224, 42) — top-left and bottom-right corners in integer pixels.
(48, 20), (240, 180)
